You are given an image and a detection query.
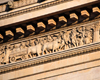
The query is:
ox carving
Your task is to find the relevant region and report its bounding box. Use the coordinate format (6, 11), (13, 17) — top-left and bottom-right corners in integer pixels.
(0, 24), (96, 65)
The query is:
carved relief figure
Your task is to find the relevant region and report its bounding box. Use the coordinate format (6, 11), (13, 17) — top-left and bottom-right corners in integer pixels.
(30, 39), (36, 46)
(70, 28), (78, 47)
(9, 43), (29, 63)
(2, 45), (14, 63)
(0, 46), (5, 64)
(42, 34), (61, 54)
(84, 27), (93, 44)
(0, 23), (95, 65)
(28, 38), (42, 57)
(76, 27), (85, 45)
(63, 30), (71, 49)
(59, 31), (66, 50)
(21, 41), (29, 49)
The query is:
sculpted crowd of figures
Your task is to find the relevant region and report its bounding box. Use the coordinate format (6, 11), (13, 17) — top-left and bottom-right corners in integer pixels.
(0, 25), (95, 65)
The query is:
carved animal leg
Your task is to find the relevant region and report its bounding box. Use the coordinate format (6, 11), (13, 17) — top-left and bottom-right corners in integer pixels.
(57, 49), (59, 52)
(42, 50), (44, 55)
(46, 49), (49, 54)
(26, 55), (28, 59)
(68, 43), (71, 48)
(57, 48), (59, 51)
(73, 42), (76, 47)
(38, 52), (41, 56)
(80, 39), (84, 45)
(55, 49), (57, 52)
(28, 52), (32, 58)
(65, 43), (70, 49)
(49, 50), (52, 53)
(53, 48), (54, 53)
(42, 48), (46, 55)
(62, 45), (65, 50)
(65, 44), (68, 49)
(77, 42), (79, 46)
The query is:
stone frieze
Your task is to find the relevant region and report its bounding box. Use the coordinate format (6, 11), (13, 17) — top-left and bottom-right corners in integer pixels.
(0, 21), (99, 65)
(0, 37), (100, 73)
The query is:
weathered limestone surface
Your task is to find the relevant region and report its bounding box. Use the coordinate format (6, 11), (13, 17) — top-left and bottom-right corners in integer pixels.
(0, 0), (98, 27)
(0, 0), (100, 80)
(0, 50), (100, 80)
(0, 0), (9, 4)
(0, 20), (98, 65)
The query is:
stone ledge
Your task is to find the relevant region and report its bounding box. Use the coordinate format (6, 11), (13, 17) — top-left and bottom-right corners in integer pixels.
(0, 0), (99, 27)
(0, 41), (100, 73)
(0, 0), (71, 19)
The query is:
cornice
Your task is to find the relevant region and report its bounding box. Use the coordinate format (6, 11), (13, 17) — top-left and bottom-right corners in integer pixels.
(0, 0), (72, 19)
(0, 17), (100, 47)
(0, 41), (100, 73)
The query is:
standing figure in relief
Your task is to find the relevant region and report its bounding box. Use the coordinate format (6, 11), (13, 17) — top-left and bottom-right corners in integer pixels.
(43, 35), (55, 54)
(84, 27), (93, 44)
(76, 27), (81, 46)
(0, 47), (5, 64)
(2, 45), (14, 64)
(70, 29), (78, 47)
(80, 27), (86, 45)
(76, 27), (85, 46)
(60, 32), (66, 50)
(42, 34), (62, 54)
(28, 38), (42, 57)
(63, 31), (71, 49)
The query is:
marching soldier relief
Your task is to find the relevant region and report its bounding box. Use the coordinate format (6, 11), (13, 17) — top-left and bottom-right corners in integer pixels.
(0, 22), (96, 65)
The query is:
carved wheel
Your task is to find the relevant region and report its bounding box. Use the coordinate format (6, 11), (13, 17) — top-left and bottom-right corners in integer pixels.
(10, 56), (16, 62)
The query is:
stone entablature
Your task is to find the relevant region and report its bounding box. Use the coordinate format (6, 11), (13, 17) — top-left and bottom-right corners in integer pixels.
(0, 19), (100, 67)
(0, 5), (99, 44)
(0, 0), (100, 74)
(0, 0), (99, 22)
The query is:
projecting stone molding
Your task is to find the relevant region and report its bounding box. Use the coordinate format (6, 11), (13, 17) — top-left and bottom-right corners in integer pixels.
(0, 39), (100, 73)
(0, 5), (100, 43)
(0, 0), (71, 14)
